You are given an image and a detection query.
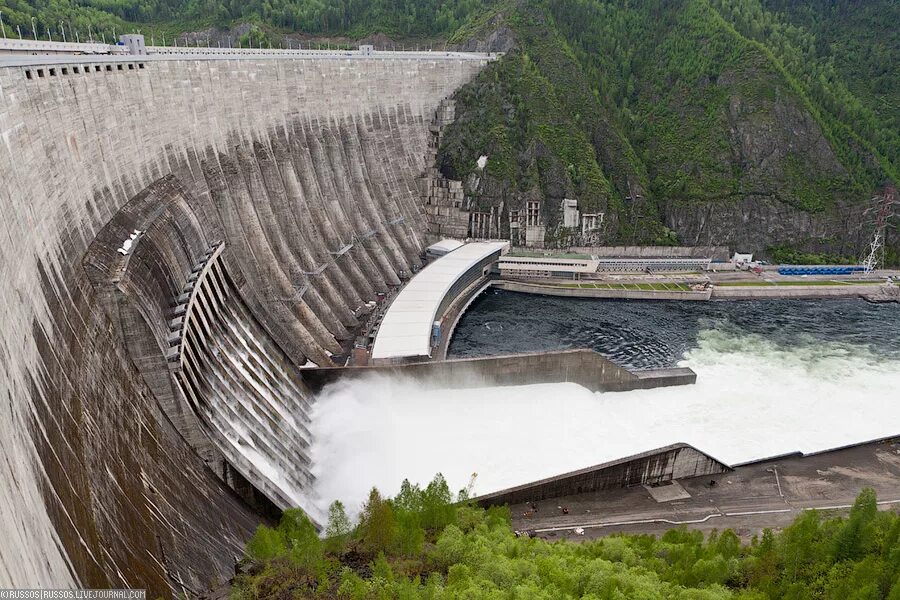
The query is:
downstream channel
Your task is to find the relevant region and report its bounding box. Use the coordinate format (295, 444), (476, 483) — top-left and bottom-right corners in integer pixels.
(308, 293), (900, 518)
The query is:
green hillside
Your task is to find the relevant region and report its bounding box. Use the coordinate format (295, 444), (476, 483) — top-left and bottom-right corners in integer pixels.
(438, 0), (897, 254)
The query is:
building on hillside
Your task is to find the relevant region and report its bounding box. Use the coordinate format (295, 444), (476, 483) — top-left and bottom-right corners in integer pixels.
(498, 252), (712, 279)
(561, 199), (580, 228)
(498, 253), (600, 280)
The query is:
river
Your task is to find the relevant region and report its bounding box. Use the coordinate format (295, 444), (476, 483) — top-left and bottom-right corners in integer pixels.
(309, 293), (900, 517)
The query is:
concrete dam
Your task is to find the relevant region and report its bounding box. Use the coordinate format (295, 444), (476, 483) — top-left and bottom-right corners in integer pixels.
(0, 49), (491, 594)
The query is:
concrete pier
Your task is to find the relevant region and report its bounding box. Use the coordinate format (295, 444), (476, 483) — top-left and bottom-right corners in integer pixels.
(301, 349), (696, 394)
(476, 443), (730, 507)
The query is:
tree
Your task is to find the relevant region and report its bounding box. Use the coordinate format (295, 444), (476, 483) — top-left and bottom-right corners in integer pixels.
(238, 24), (273, 48)
(325, 500), (352, 553)
(360, 487), (396, 554)
(833, 487), (878, 562)
(245, 524), (286, 562)
(277, 508), (322, 568)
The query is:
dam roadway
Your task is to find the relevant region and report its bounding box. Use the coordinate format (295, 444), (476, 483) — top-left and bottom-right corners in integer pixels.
(0, 46), (491, 593)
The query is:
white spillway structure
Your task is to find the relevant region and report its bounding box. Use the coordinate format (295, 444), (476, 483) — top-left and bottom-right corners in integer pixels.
(371, 241), (509, 361)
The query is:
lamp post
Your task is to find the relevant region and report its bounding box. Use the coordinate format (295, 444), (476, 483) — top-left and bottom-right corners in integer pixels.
(31, 17), (37, 41)
(0, 12), (6, 39)
(87, 25), (93, 43)
(59, 21), (65, 43)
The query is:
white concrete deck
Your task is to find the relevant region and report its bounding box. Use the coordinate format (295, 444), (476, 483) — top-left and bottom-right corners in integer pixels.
(371, 241), (508, 360)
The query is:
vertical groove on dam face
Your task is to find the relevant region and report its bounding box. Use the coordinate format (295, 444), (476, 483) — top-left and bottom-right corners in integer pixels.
(0, 55), (489, 594)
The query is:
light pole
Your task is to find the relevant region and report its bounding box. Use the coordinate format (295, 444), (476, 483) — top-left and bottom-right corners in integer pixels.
(87, 25), (92, 43)
(17, 25), (22, 40)
(31, 17), (37, 41)
(0, 12), (6, 39)
(59, 21), (65, 43)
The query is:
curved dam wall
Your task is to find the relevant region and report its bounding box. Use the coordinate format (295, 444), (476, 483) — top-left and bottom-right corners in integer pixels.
(83, 178), (316, 521)
(0, 53), (488, 593)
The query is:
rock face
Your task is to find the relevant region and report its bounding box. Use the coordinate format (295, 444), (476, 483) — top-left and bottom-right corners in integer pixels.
(665, 74), (868, 255)
(454, 23), (517, 54)
(0, 54), (488, 595)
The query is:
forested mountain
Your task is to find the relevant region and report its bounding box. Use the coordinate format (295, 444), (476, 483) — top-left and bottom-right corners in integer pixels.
(439, 0), (898, 257)
(4, 0), (896, 259)
(0, 0), (482, 38)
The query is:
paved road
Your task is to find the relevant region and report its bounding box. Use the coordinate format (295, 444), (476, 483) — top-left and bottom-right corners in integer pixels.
(511, 439), (900, 542)
(0, 47), (495, 68)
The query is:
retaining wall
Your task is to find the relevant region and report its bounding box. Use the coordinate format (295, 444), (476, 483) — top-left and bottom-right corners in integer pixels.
(495, 280), (712, 301)
(475, 443), (730, 507)
(711, 284), (880, 300)
(302, 349), (696, 394)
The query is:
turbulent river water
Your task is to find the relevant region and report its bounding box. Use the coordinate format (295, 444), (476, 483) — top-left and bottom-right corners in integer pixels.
(448, 290), (900, 367)
(309, 293), (900, 518)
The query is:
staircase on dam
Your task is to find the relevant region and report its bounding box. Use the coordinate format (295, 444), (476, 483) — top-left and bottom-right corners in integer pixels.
(0, 46), (493, 595)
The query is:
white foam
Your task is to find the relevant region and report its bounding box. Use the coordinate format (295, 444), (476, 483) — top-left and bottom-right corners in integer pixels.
(308, 329), (900, 517)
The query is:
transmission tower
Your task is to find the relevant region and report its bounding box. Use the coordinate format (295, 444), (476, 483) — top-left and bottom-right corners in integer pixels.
(861, 184), (897, 274)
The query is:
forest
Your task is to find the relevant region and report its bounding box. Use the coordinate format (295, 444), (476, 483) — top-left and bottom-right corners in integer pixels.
(230, 476), (900, 599)
(0, 0), (484, 39)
